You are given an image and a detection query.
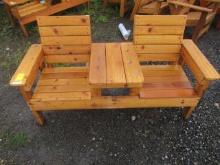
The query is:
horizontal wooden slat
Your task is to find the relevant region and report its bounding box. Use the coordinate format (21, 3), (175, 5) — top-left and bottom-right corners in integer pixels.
(135, 15), (187, 26)
(42, 66), (88, 73)
(40, 72), (88, 79)
(19, 4), (47, 17)
(144, 75), (189, 83)
(135, 45), (181, 54)
(37, 16), (90, 26)
(31, 91), (91, 101)
(140, 89), (197, 98)
(134, 35), (182, 44)
(134, 26), (185, 35)
(43, 45), (91, 55)
(138, 53), (179, 61)
(38, 78), (88, 85)
(35, 85), (90, 93)
(39, 26), (91, 36)
(141, 65), (186, 76)
(45, 54), (90, 63)
(30, 96), (199, 111)
(143, 81), (192, 89)
(41, 36), (91, 45)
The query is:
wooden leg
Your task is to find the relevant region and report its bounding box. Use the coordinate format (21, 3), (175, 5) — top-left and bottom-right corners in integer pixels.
(18, 22), (29, 37)
(32, 111), (45, 125)
(183, 106), (196, 119)
(130, 0), (141, 20)
(4, 4), (16, 25)
(192, 12), (207, 42)
(91, 88), (102, 97)
(120, 0), (125, 17)
(130, 88), (140, 96)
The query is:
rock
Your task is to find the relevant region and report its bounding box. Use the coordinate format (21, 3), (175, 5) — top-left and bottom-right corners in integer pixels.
(214, 103), (219, 109)
(131, 115), (136, 121)
(92, 137), (95, 141)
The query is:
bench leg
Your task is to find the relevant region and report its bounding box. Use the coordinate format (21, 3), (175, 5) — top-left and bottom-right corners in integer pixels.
(32, 111), (45, 125)
(183, 106), (196, 119)
(18, 22), (29, 37)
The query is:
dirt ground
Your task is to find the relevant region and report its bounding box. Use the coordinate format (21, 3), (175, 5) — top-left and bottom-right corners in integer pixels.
(0, 2), (220, 165)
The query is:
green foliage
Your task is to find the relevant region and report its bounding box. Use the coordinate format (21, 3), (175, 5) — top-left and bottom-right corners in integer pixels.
(1, 131), (29, 149)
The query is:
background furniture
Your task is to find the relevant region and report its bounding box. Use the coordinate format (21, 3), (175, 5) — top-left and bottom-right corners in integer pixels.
(3, 0), (89, 36)
(130, 0), (168, 20)
(168, 0), (219, 41)
(103, 0), (126, 17)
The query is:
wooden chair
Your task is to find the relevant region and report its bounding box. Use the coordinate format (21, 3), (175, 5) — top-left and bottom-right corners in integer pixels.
(168, 0), (219, 41)
(10, 15), (92, 125)
(3, 0), (89, 36)
(10, 15), (219, 125)
(130, 0), (168, 20)
(133, 15), (219, 119)
(103, 0), (126, 17)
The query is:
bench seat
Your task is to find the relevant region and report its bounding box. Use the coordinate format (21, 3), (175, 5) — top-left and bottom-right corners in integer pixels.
(140, 65), (198, 98)
(31, 67), (91, 102)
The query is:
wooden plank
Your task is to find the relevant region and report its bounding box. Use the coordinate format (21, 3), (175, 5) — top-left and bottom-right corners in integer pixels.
(10, 44), (43, 87)
(134, 26), (185, 35)
(106, 43), (126, 86)
(37, 15), (90, 26)
(89, 43), (107, 86)
(134, 45), (181, 54)
(30, 96), (199, 111)
(38, 78), (88, 85)
(138, 53), (179, 61)
(143, 82), (193, 89)
(120, 43), (144, 86)
(40, 72), (88, 79)
(45, 54), (90, 63)
(43, 45), (91, 55)
(182, 39), (220, 80)
(141, 65), (186, 77)
(134, 35), (182, 44)
(35, 85), (90, 93)
(39, 26), (91, 36)
(144, 76), (189, 83)
(41, 36), (91, 45)
(42, 66), (88, 73)
(19, 4), (47, 17)
(135, 15), (187, 26)
(140, 89), (197, 98)
(31, 91), (91, 101)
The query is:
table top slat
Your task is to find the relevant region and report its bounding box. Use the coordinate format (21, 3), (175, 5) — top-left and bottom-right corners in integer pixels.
(89, 43), (106, 86)
(106, 43), (126, 87)
(121, 43), (144, 87)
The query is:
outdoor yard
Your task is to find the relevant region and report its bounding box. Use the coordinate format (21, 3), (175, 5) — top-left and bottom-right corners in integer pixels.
(0, 1), (220, 164)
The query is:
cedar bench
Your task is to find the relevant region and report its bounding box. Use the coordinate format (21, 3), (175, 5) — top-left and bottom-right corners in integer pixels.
(10, 15), (220, 125)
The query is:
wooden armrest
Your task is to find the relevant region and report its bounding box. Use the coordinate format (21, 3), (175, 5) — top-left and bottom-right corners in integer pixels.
(168, 0), (213, 12)
(10, 44), (44, 90)
(182, 40), (220, 81)
(3, 0), (31, 6)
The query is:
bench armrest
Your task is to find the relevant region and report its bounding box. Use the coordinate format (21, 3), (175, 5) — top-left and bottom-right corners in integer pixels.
(10, 44), (44, 90)
(181, 40), (220, 82)
(168, 0), (213, 12)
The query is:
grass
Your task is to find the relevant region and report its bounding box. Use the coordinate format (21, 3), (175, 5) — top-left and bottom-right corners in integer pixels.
(1, 131), (29, 149)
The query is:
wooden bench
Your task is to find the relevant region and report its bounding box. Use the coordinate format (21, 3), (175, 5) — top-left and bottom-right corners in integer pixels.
(3, 0), (89, 36)
(168, 0), (219, 42)
(10, 15), (220, 125)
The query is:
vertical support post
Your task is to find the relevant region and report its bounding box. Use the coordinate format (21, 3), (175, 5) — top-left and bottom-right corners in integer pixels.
(91, 88), (102, 97)
(120, 0), (125, 17)
(19, 87), (45, 125)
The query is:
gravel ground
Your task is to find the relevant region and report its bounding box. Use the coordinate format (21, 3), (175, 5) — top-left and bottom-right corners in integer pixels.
(0, 3), (220, 165)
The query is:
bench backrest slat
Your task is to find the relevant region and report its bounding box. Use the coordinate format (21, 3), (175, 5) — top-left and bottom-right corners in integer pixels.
(133, 15), (187, 62)
(37, 16), (91, 64)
